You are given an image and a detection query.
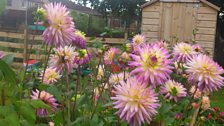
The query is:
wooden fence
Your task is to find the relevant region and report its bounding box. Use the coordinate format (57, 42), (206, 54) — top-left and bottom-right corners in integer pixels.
(0, 31), (126, 68)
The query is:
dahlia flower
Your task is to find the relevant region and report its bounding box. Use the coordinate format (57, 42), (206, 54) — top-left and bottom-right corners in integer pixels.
(43, 3), (76, 47)
(0, 51), (5, 59)
(190, 86), (209, 99)
(109, 72), (129, 85)
(201, 96), (210, 110)
(129, 43), (173, 87)
(132, 34), (145, 46)
(160, 80), (187, 102)
(173, 42), (196, 62)
(192, 44), (204, 54)
(42, 67), (61, 84)
(190, 86), (202, 99)
(50, 46), (77, 73)
(111, 77), (160, 125)
(104, 48), (118, 65)
(74, 49), (92, 65)
(185, 54), (224, 92)
(73, 30), (86, 49)
(31, 90), (58, 117)
(153, 40), (169, 49)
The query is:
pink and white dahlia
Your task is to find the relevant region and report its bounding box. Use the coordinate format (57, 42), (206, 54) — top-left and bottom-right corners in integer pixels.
(132, 34), (146, 53)
(104, 48), (118, 65)
(43, 3), (76, 47)
(190, 86), (209, 99)
(185, 54), (224, 92)
(129, 43), (173, 87)
(109, 72), (129, 85)
(111, 77), (160, 125)
(42, 67), (61, 84)
(173, 42), (196, 62)
(31, 90), (58, 117)
(50, 46), (77, 73)
(153, 40), (169, 49)
(160, 80), (187, 102)
(201, 96), (210, 110)
(132, 34), (145, 46)
(73, 30), (86, 49)
(192, 44), (204, 54)
(74, 49), (92, 65)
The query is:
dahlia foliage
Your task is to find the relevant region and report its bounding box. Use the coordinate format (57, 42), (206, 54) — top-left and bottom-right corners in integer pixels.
(2, 2), (224, 126)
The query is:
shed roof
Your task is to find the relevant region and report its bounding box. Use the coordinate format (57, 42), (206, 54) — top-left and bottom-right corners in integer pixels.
(141, 0), (220, 11)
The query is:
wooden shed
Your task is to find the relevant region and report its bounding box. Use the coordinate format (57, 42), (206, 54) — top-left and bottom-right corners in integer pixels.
(141, 0), (220, 56)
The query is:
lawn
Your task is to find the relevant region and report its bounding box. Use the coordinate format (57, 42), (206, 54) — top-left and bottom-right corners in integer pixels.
(211, 88), (224, 111)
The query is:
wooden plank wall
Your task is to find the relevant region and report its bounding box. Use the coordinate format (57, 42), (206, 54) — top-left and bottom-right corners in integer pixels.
(141, 1), (218, 57)
(0, 31), (126, 68)
(141, 2), (160, 41)
(195, 3), (217, 56)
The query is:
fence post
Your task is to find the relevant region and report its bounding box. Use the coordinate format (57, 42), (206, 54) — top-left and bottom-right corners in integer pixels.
(23, 28), (28, 62)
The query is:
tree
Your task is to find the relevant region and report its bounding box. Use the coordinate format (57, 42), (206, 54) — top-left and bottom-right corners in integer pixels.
(0, 0), (6, 15)
(98, 0), (146, 29)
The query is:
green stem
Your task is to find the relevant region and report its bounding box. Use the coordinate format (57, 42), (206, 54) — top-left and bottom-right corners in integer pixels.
(62, 94), (66, 126)
(72, 65), (80, 120)
(65, 70), (71, 126)
(41, 45), (53, 83)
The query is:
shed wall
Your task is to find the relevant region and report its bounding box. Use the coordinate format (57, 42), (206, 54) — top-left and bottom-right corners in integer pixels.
(142, 1), (218, 56)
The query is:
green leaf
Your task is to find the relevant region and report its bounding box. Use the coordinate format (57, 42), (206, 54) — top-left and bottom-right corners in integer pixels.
(17, 103), (36, 124)
(2, 54), (14, 64)
(46, 85), (62, 102)
(0, 59), (16, 85)
(30, 100), (51, 111)
(0, 105), (20, 126)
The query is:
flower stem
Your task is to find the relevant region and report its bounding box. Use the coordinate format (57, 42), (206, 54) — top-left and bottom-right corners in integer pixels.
(65, 70), (71, 126)
(190, 101), (201, 126)
(72, 65), (80, 120)
(41, 45), (53, 83)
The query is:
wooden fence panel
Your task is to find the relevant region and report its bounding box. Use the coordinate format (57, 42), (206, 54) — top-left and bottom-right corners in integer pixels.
(0, 31), (126, 68)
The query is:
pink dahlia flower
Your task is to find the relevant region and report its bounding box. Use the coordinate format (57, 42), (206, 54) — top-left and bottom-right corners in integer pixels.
(104, 48), (118, 65)
(42, 67), (61, 84)
(185, 54), (224, 92)
(173, 42), (196, 62)
(192, 44), (205, 54)
(201, 96), (210, 110)
(109, 72), (129, 85)
(132, 34), (145, 46)
(74, 49), (92, 65)
(129, 43), (173, 87)
(73, 30), (86, 49)
(111, 77), (160, 125)
(50, 46), (77, 73)
(31, 90), (58, 117)
(43, 3), (76, 47)
(160, 80), (187, 102)
(132, 34), (146, 53)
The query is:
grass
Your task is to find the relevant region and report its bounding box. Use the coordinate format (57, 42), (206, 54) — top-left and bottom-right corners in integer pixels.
(210, 88), (224, 111)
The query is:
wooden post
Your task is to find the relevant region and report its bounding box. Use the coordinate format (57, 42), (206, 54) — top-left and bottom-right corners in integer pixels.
(124, 32), (128, 40)
(23, 29), (28, 62)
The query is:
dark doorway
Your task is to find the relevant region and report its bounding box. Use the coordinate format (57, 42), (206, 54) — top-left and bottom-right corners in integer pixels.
(209, 0), (224, 66)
